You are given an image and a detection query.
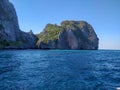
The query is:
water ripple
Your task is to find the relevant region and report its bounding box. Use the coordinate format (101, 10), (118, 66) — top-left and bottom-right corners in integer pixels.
(0, 50), (120, 90)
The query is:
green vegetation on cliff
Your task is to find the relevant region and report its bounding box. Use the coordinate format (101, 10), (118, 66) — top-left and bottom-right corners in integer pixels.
(0, 40), (23, 49)
(37, 20), (92, 45)
(36, 20), (98, 50)
(61, 20), (91, 43)
(37, 24), (64, 44)
(61, 20), (77, 30)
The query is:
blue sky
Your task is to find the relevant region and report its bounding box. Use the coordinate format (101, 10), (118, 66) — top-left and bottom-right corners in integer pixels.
(10, 0), (120, 49)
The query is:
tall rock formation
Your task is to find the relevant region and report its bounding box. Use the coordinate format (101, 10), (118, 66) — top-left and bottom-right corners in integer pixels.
(0, 0), (20, 41)
(37, 20), (99, 50)
(0, 0), (99, 50)
(0, 0), (37, 49)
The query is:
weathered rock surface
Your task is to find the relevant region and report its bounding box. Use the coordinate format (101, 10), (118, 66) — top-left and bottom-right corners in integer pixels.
(0, 0), (20, 41)
(0, 0), (99, 50)
(18, 30), (38, 49)
(0, 0), (37, 49)
(37, 20), (99, 50)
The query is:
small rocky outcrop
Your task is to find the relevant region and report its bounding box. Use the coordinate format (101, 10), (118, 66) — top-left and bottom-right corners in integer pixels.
(37, 20), (99, 50)
(18, 30), (38, 49)
(0, 0), (37, 49)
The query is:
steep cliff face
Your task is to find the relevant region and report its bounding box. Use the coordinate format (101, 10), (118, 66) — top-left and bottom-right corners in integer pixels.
(18, 30), (38, 49)
(0, 0), (37, 49)
(0, 0), (20, 41)
(37, 20), (99, 50)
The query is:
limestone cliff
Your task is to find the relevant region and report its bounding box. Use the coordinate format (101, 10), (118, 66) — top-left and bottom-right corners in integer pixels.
(0, 0), (99, 50)
(0, 0), (37, 49)
(0, 0), (20, 41)
(37, 20), (99, 50)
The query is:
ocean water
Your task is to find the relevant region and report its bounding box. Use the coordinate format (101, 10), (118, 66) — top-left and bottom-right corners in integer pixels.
(0, 50), (120, 90)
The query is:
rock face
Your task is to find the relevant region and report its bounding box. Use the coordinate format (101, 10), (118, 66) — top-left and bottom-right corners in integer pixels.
(37, 20), (99, 50)
(0, 0), (99, 50)
(0, 0), (37, 49)
(18, 30), (38, 49)
(0, 0), (20, 41)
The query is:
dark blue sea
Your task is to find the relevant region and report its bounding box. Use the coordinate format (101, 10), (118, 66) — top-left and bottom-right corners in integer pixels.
(0, 50), (120, 90)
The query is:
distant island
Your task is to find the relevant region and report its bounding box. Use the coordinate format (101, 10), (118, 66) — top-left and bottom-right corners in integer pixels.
(0, 0), (99, 50)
